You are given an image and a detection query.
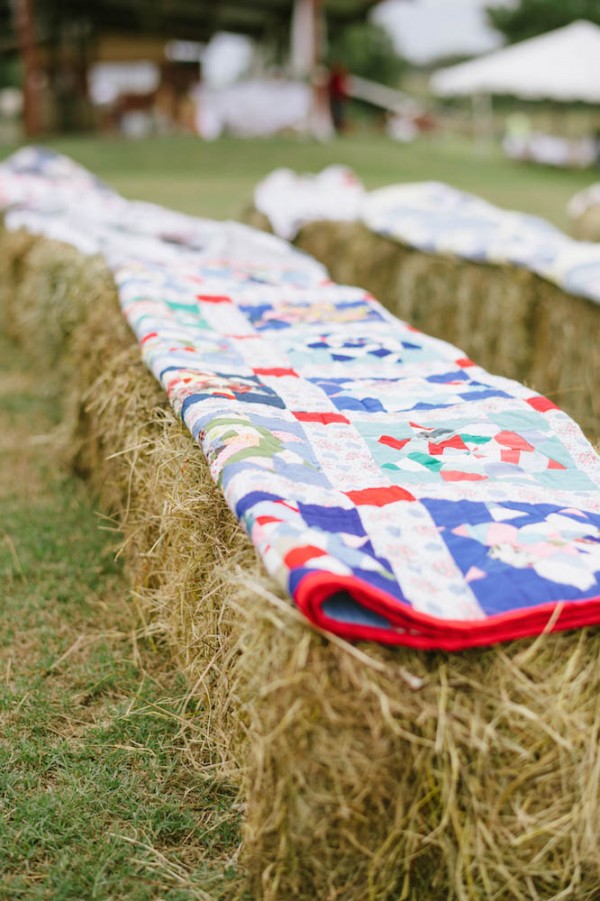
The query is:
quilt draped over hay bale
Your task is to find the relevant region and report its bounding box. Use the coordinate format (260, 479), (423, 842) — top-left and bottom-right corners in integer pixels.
(3, 149), (600, 899)
(5, 148), (600, 650)
(293, 220), (600, 443)
(250, 175), (600, 443)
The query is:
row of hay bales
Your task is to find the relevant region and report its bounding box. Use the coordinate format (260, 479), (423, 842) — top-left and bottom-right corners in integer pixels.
(3, 221), (600, 900)
(245, 209), (600, 445)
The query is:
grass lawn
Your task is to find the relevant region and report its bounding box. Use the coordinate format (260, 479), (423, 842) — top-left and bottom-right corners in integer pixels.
(0, 131), (596, 227)
(0, 334), (244, 900)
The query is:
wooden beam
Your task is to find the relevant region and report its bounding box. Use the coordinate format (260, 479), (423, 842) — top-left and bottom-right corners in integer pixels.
(14, 0), (42, 136)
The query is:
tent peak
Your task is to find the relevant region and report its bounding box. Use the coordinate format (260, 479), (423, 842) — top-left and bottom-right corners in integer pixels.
(431, 19), (600, 103)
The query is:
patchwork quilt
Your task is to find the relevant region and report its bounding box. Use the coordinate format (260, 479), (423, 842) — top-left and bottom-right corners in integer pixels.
(363, 182), (600, 305)
(255, 169), (600, 305)
(3, 147), (600, 650)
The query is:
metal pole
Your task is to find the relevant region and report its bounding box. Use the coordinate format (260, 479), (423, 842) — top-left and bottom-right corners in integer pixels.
(472, 92), (493, 155)
(15, 0), (42, 136)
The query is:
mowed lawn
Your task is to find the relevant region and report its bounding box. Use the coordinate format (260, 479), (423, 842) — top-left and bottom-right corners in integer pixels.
(1, 131), (596, 227)
(0, 335), (244, 899)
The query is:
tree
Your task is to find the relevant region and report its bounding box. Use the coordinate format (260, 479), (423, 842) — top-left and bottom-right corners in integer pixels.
(329, 22), (406, 86)
(486, 0), (600, 44)
(0, 57), (20, 89)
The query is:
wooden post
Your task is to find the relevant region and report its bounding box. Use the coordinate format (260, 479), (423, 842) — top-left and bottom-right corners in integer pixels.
(291, 0), (313, 77)
(471, 92), (493, 155)
(15, 0), (42, 136)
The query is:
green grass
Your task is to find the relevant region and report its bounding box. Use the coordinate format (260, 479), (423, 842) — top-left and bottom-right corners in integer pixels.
(0, 334), (244, 900)
(0, 131), (595, 227)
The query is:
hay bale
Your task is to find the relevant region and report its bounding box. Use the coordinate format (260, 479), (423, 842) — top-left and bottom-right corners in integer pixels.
(528, 278), (600, 444)
(0, 223), (115, 383)
(240, 204), (274, 235)
(3, 224), (600, 899)
(0, 223), (38, 333)
(571, 205), (600, 243)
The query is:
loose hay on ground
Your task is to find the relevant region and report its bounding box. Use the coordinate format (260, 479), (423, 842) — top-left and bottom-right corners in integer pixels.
(3, 224), (600, 899)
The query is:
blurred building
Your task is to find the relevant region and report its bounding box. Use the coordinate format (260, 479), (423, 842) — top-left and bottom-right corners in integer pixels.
(0, 0), (380, 136)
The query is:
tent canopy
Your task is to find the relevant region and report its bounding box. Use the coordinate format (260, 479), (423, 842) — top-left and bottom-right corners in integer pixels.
(430, 20), (600, 103)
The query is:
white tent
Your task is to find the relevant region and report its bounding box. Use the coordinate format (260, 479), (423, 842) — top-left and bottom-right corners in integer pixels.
(430, 20), (600, 103)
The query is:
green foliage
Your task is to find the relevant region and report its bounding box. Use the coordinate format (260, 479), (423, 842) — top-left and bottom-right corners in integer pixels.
(329, 22), (406, 86)
(0, 56), (20, 89)
(486, 0), (600, 43)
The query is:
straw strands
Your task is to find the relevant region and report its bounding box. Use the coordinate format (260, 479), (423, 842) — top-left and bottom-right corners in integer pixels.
(3, 222), (600, 899)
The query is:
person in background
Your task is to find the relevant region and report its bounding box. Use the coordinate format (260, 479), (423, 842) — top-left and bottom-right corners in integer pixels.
(327, 63), (348, 134)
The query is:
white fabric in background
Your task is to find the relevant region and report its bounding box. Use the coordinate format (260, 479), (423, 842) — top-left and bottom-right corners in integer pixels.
(195, 79), (311, 140)
(504, 133), (596, 169)
(89, 62), (160, 106)
(254, 165), (365, 240)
